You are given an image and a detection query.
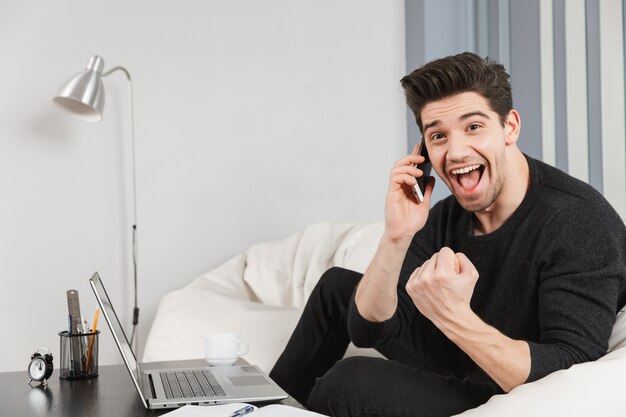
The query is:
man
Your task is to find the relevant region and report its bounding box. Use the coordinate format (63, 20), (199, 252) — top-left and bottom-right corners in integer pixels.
(269, 52), (626, 417)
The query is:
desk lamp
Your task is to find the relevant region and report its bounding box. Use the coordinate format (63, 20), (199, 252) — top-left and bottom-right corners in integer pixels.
(53, 55), (140, 347)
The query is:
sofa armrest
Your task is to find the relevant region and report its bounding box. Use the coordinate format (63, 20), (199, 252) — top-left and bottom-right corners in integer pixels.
(143, 288), (302, 372)
(454, 346), (626, 417)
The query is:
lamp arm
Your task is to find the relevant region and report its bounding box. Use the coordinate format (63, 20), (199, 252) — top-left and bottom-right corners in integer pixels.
(103, 66), (140, 346)
(102, 66), (136, 229)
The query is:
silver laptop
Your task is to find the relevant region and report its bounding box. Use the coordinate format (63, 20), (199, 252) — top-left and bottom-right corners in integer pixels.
(89, 272), (288, 409)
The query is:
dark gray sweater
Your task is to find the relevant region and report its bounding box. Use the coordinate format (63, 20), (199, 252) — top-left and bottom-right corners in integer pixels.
(348, 155), (626, 384)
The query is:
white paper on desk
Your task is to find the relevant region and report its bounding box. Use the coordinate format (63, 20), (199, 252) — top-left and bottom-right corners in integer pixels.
(163, 403), (257, 417)
(162, 403), (327, 417)
(257, 404), (327, 416)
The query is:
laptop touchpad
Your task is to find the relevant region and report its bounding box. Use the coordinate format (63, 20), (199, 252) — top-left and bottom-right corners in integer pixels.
(229, 376), (270, 386)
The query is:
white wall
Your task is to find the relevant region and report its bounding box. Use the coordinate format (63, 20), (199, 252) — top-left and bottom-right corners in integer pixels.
(0, 0), (406, 372)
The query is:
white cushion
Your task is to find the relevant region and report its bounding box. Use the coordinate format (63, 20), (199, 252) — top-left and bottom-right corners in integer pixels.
(242, 222), (382, 308)
(608, 306), (626, 351)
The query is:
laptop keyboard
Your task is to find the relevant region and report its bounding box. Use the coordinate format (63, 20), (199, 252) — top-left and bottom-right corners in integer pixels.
(160, 370), (227, 399)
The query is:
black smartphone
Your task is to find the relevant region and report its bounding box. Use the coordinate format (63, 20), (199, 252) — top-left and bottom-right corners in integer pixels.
(413, 141), (432, 203)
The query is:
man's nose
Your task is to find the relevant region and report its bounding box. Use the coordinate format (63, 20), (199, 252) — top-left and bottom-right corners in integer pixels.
(446, 132), (471, 161)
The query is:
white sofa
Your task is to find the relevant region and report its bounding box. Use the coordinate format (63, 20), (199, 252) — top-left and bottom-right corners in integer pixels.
(143, 222), (626, 416)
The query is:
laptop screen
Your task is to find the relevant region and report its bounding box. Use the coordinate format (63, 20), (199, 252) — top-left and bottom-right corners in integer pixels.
(89, 272), (146, 406)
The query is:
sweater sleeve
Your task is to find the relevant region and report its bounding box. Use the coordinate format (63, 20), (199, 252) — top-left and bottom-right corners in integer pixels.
(527, 199), (626, 382)
(347, 238), (429, 348)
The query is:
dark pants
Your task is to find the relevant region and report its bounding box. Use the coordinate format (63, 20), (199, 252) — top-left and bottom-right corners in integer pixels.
(269, 267), (500, 417)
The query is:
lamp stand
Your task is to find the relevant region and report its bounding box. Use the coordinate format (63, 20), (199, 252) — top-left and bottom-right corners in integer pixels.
(102, 66), (140, 350)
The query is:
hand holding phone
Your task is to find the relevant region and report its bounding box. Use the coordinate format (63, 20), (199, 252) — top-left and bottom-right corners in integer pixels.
(413, 141), (432, 203)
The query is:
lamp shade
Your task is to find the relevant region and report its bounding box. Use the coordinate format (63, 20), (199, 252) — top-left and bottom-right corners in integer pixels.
(53, 55), (106, 122)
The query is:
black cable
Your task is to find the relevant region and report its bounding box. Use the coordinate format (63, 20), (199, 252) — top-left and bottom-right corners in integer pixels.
(130, 224), (139, 347)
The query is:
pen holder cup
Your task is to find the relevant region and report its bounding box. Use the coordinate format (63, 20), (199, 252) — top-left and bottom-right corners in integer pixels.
(58, 330), (100, 379)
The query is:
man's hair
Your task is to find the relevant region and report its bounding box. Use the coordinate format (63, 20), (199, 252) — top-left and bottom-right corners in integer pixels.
(400, 52), (512, 133)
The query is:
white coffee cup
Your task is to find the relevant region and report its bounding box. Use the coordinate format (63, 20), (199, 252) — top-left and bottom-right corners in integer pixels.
(204, 333), (249, 366)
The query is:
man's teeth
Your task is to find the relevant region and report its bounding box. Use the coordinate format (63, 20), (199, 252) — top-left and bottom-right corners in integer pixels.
(451, 165), (481, 175)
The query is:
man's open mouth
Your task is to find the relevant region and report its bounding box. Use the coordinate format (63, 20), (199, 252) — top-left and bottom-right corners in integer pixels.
(450, 164), (485, 190)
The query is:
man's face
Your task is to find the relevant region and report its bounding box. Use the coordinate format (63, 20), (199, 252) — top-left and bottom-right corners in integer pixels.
(421, 92), (519, 213)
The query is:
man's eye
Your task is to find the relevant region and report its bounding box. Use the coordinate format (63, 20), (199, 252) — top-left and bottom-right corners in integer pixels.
(468, 124), (480, 131)
(431, 133), (444, 141)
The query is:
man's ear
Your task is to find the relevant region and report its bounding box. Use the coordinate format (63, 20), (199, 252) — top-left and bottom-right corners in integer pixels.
(504, 109), (521, 145)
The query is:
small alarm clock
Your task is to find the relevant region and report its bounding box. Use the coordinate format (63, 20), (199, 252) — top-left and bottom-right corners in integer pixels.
(27, 348), (54, 386)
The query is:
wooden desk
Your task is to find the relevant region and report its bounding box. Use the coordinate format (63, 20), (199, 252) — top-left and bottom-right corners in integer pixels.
(1, 359), (299, 417)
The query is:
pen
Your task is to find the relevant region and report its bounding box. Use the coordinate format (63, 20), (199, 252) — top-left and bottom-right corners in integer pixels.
(85, 309), (100, 372)
(230, 405), (255, 417)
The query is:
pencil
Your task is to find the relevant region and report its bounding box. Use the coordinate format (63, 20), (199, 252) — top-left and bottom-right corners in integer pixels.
(85, 309), (100, 373)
